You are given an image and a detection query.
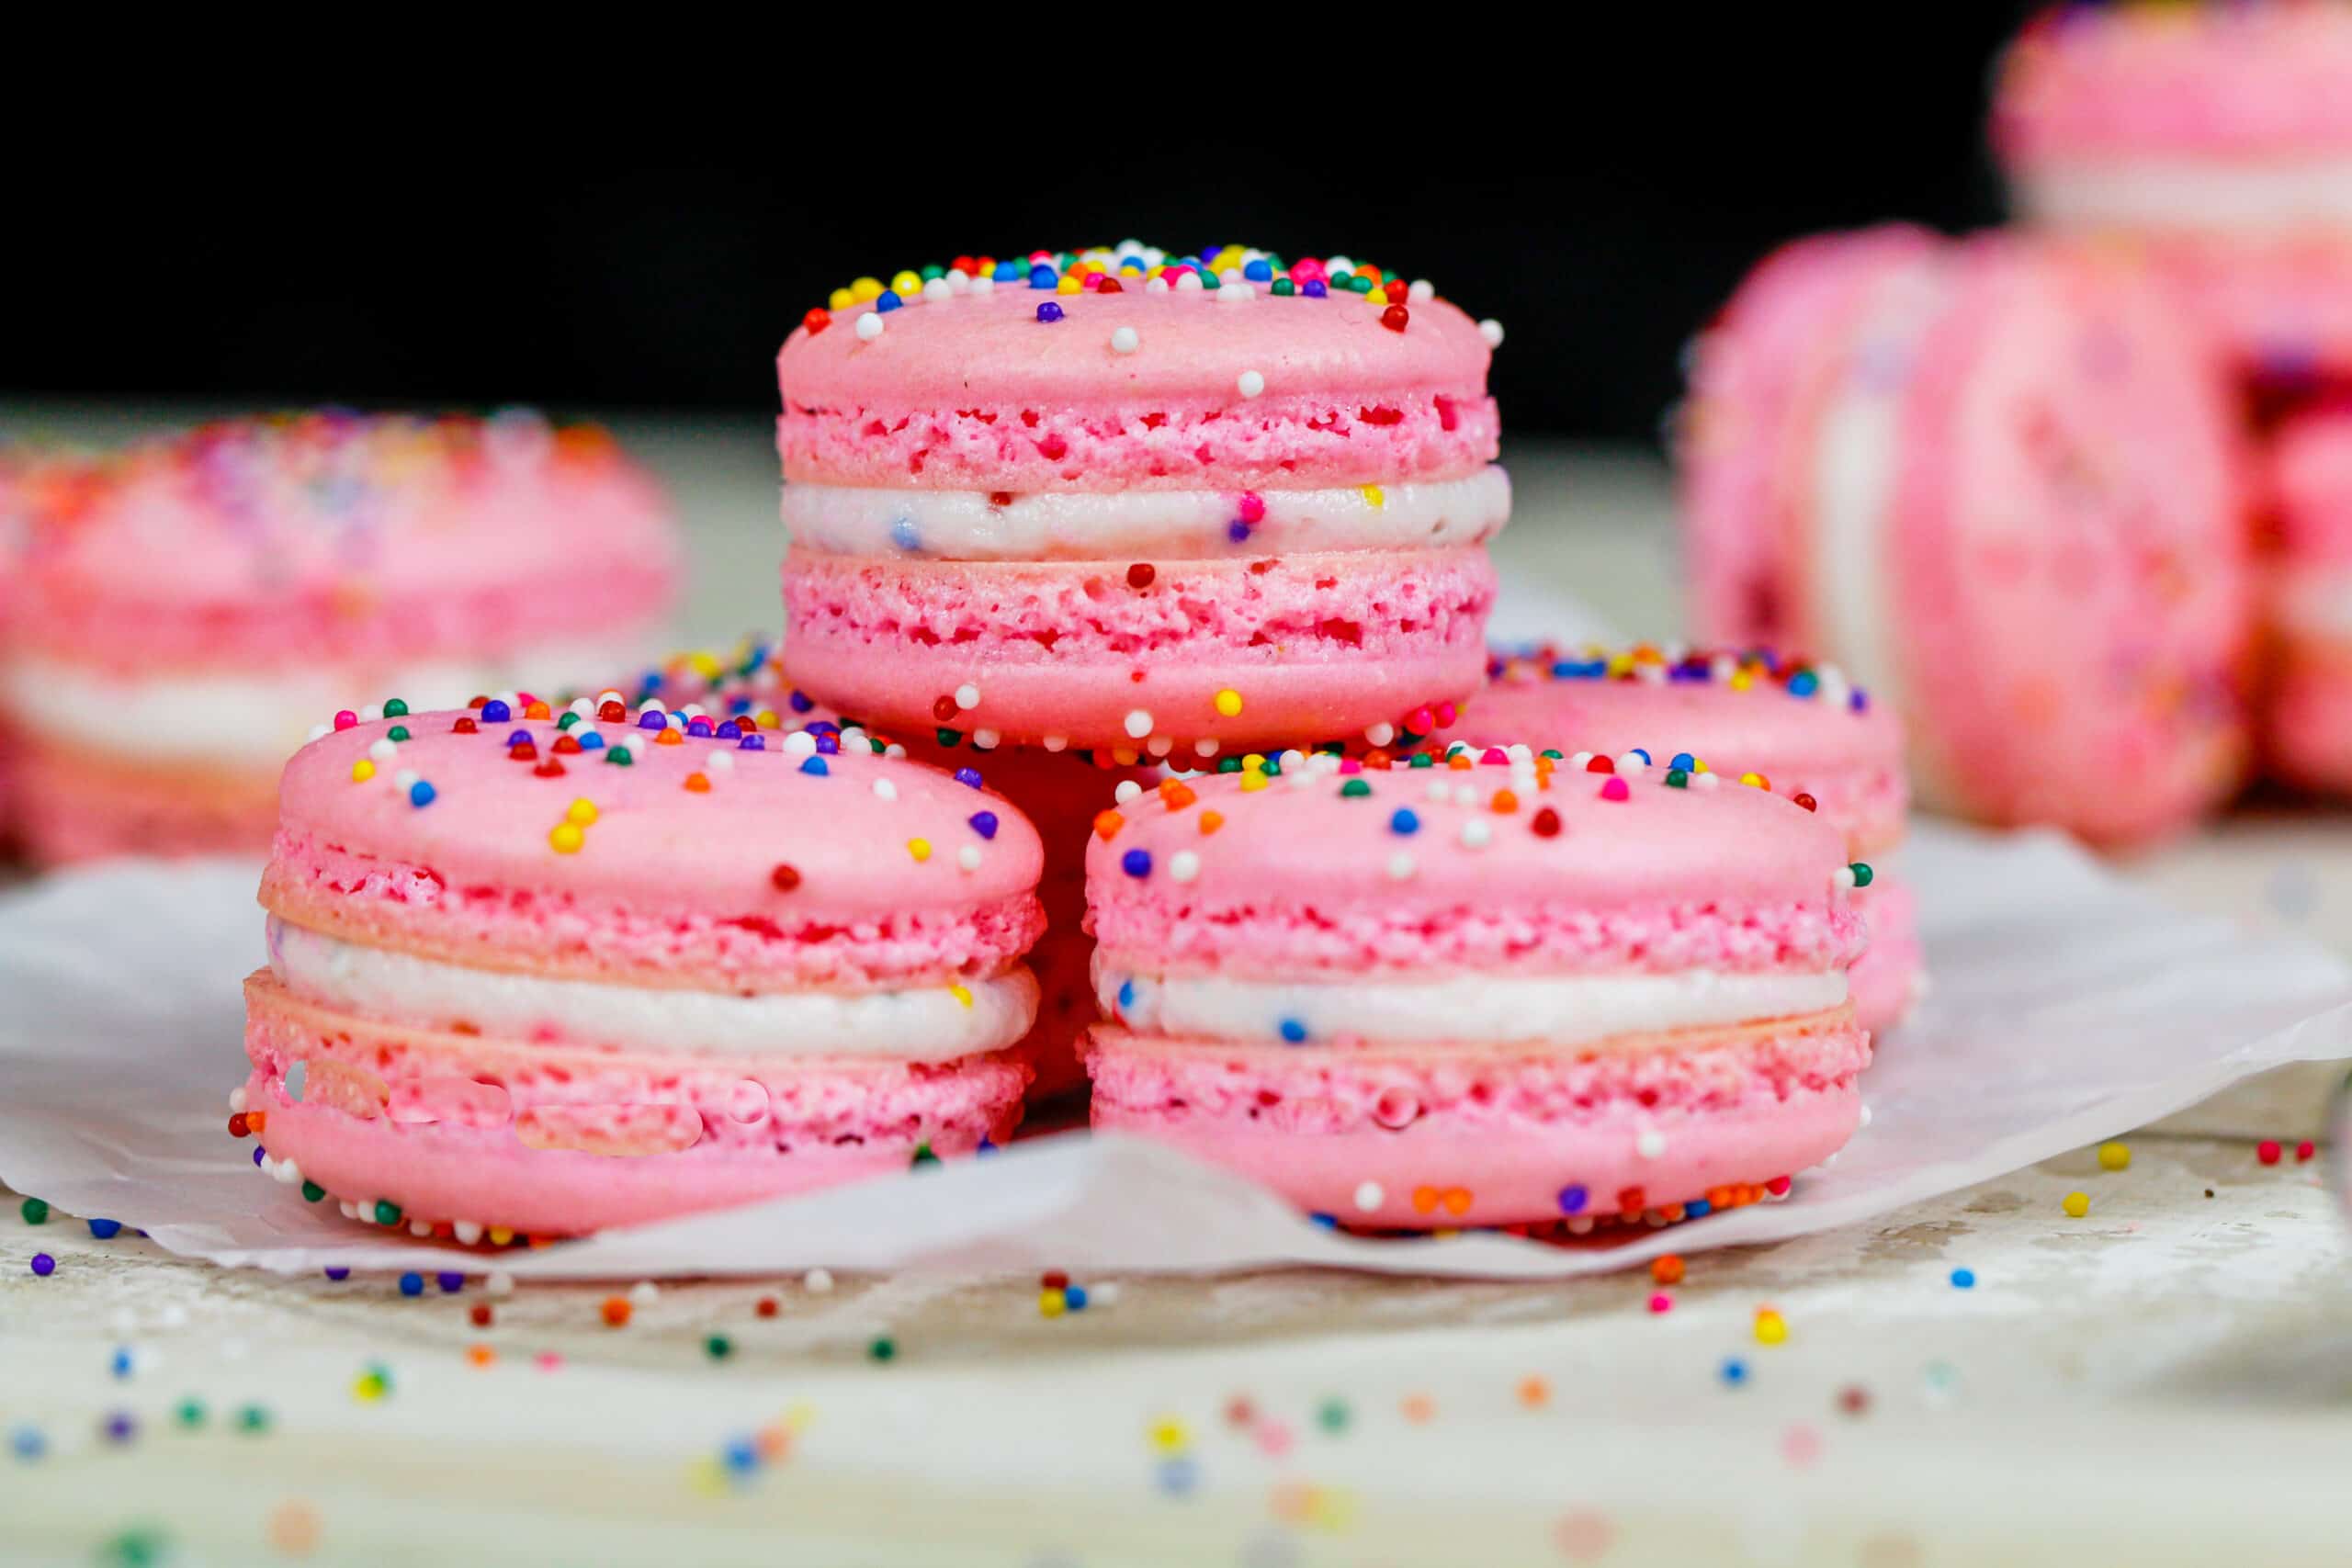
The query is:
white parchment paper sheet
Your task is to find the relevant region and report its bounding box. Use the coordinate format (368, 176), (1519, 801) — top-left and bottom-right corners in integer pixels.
(2, 822), (2346, 1280)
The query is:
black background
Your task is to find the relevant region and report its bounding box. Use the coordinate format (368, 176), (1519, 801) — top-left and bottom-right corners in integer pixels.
(9, 13), (2026, 443)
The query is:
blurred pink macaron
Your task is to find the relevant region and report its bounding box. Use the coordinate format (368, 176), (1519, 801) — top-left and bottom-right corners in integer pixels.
(2262, 406), (2352, 790)
(1681, 226), (2252, 847)
(1441, 644), (1921, 1033)
(775, 244), (1509, 761)
(241, 689), (1044, 1240)
(1995, 3), (2352, 379)
(6, 412), (680, 866)
(1085, 749), (1871, 1231)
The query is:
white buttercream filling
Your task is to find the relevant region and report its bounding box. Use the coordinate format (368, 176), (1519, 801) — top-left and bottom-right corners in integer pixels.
(1094, 962), (1847, 1048)
(268, 918), (1037, 1062)
(2, 635), (653, 764)
(2020, 156), (2352, 232)
(780, 467), (1511, 561)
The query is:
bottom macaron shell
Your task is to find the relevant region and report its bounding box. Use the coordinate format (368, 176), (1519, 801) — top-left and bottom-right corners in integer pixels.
(1086, 1009), (1868, 1229)
(1848, 873), (1922, 1036)
(2265, 637), (2352, 793)
(782, 548), (1494, 750)
(16, 740), (277, 865)
(243, 971), (1028, 1236)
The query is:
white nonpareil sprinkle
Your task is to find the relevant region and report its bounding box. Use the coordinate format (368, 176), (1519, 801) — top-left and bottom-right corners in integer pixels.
(1042, 735), (1069, 753)
(1170, 851), (1201, 883)
(706, 750), (733, 773)
(1353, 1181), (1385, 1213)
(872, 779), (898, 801)
(1408, 279), (1435, 303)
(1459, 819), (1493, 849)
(1114, 780), (1142, 805)
(1364, 721), (1396, 747)
(1111, 326), (1140, 355)
(1386, 851), (1417, 881)
(783, 730), (818, 756)
(803, 1268), (835, 1294)
(855, 312), (886, 342)
(972, 728), (1001, 750)
(1238, 370), (1265, 398)
(1635, 1129), (1668, 1159)
(1478, 319), (1505, 348)
(957, 845), (983, 872)
(954, 684), (980, 710)
(1124, 709), (1153, 739)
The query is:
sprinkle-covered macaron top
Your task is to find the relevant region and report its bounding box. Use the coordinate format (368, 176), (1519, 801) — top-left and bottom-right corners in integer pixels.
(21, 411), (676, 609)
(270, 690), (1044, 919)
(1996, 4), (2352, 162)
(1088, 744), (1858, 912)
(778, 242), (1502, 408)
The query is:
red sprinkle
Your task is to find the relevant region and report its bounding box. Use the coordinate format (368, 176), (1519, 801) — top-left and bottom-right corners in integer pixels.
(1531, 807), (1562, 838)
(1126, 563), (1156, 589)
(755, 1297), (780, 1319)
(227, 1112), (250, 1139)
(1792, 792), (1818, 813)
(772, 864), (802, 893)
(1584, 754), (1614, 773)
(1381, 304), (1409, 333)
(2296, 1140), (2317, 1162)
(598, 701), (627, 724)
(802, 307), (831, 336)
(2257, 1140), (2282, 1166)
(469, 1303), (493, 1328)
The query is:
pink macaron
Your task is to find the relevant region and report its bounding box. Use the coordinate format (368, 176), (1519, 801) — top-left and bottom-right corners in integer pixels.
(6, 412), (680, 866)
(1440, 645), (1921, 1032)
(2262, 406), (2352, 790)
(1681, 226), (2252, 846)
(775, 244), (1508, 761)
(1995, 4), (2352, 379)
(239, 690), (1045, 1240)
(1084, 750), (1871, 1231)
(601, 637), (1132, 1101)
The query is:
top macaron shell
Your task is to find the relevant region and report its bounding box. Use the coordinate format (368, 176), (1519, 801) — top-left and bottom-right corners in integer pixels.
(1995, 4), (2352, 164)
(1091, 761), (1852, 942)
(267, 712), (1043, 933)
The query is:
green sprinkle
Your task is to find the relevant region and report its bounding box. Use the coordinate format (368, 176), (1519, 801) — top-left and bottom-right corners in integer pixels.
(1408, 752), (1434, 769)
(605, 749), (633, 767)
(1339, 779), (1372, 798)
(301, 1182), (325, 1203)
(557, 712), (581, 730)
(1272, 277), (1295, 297)
(1540, 750), (1565, 761)
(1317, 1397), (1351, 1433)
(236, 1404), (271, 1433)
(868, 1337), (897, 1363)
(1850, 863), (1874, 888)
(381, 698), (409, 718)
(174, 1397), (206, 1428)
(20, 1197), (49, 1224)
(1666, 769), (1690, 789)
(386, 725), (411, 742)
(1216, 757), (1243, 774)
(910, 1142), (941, 1170)
(935, 728), (962, 748)
(704, 1335), (734, 1361)
(373, 1201), (401, 1226)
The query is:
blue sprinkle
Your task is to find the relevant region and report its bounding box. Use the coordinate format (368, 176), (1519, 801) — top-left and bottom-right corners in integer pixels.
(1121, 848), (1152, 879)
(1556, 1184), (1589, 1215)
(252, 1146), (266, 1166)
(1243, 258), (1273, 282)
(1950, 1268), (1976, 1290)
(435, 1271), (465, 1294)
(976, 1136), (998, 1156)
(1064, 1284), (1088, 1311)
(10, 1426), (46, 1462)
(715, 720), (742, 739)
(890, 517), (922, 552)
(324, 1267), (350, 1281)
(408, 781), (436, 808)
(1684, 1198), (1712, 1219)
(397, 1272), (424, 1298)
(1227, 519), (1251, 544)
(789, 690), (815, 714)
(480, 700), (512, 724)
(504, 729), (534, 747)
(1720, 1358), (1749, 1387)
(993, 261), (1023, 282)
(1278, 1018), (1309, 1044)
(1849, 690), (1869, 713)
(1307, 1212), (1339, 1230)
(1631, 749), (1652, 765)
(739, 733), (766, 750)
(1035, 301), (1065, 324)
(1029, 265), (1058, 289)
(875, 289), (903, 313)
(110, 1348), (134, 1379)
(954, 767), (983, 789)
(1668, 752), (1696, 773)
(1788, 671), (1819, 697)
(799, 757), (830, 777)
(722, 1436), (761, 1474)
(1116, 979), (1136, 1011)
(86, 1218), (121, 1240)
(637, 711), (666, 731)
(968, 811), (999, 840)
(1303, 279), (1329, 299)
(1156, 1455), (1200, 1496)
(576, 732), (605, 751)
(1389, 808), (1419, 836)
(815, 732), (840, 755)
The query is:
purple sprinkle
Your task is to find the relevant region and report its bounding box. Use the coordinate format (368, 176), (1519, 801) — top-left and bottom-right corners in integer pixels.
(29, 1253), (54, 1277)
(739, 734), (766, 750)
(253, 1146), (266, 1166)
(324, 1267), (350, 1281)
(435, 1271), (465, 1293)
(686, 717), (715, 738)
(637, 711), (667, 731)
(954, 767), (983, 789)
(1303, 280), (1329, 299)
(968, 811), (999, 840)
(1227, 520), (1251, 544)
(715, 720), (742, 739)
(788, 691), (815, 714)
(815, 733), (840, 755)
(504, 729), (533, 747)
(1035, 301), (1065, 323)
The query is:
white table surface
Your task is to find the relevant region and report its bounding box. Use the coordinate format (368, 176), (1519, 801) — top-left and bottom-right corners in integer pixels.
(5, 412), (2351, 1567)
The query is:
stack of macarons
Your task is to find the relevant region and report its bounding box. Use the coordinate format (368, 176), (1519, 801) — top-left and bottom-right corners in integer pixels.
(238, 688), (1044, 1237)
(1443, 645), (1921, 1032)
(1679, 224), (2252, 845)
(6, 412), (681, 864)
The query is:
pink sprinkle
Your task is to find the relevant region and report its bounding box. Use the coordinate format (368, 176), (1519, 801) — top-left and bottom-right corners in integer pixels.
(1408, 706), (1434, 732)
(1237, 492), (1267, 525)
(333, 710), (358, 730)
(1082, 273), (1104, 291)
(1648, 1292), (1673, 1314)
(1781, 1423), (1823, 1468)
(1254, 1417), (1294, 1457)
(1338, 759), (1363, 774)
(1434, 702), (1458, 727)
(1767, 1175), (1792, 1196)
(535, 1352), (564, 1372)
(1480, 747), (1508, 766)
(1600, 776), (1631, 802)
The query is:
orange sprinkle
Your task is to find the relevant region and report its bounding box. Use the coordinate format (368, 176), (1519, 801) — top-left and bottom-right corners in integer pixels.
(601, 1296), (632, 1328)
(1516, 1376), (1551, 1409)
(244, 1111), (267, 1134)
(756, 1426), (792, 1461)
(1400, 1393), (1436, 1424)
(1652, 1255), (1685, 1286)
(466, 1344), (496, 1369)
(1442, 1188), (1473, 1216)
(654, 728), (684, 747)
(1093, 809), (1125, 841)
(1447, 753), (1474, 770)
(1198, 810), (1225, 835)
(1159, 780), (1196, 810)
(524, 700), (551, 719)
(1410, 1186), (1441, 1215)
(1491, 790), (1519, 813)
(683, 773), (711, 793)
(1363, 750), (1393, 770)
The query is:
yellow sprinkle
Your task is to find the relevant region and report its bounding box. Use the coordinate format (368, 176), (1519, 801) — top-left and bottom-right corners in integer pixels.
(685, 1454), (729, 1497)
(1693, 758), (1712, 774)
(784, 1401), (817, 1434)
(351, 1372), (387, 1403)
(351, 759), (376, 783)
(1753, 1309), (1788, 1347)
(1148, 1416), (1190, 1454)
(2097, 1141), (2131, 1171)
(565, 799), (598, 826)
(948, 984), (972, 1009)
(687, 651), (721, 680)
(1241, 753), (1267, 772)
(1739, 772), (1770, 790)
(2062, 1191), (2090, 1219)
(1056, 274), (1082, 295)
(828, 287), (855, 311)
(1213, 689), (1244, 719)
(908, 838), (932, 863)
(1360, 484), (1385, 509)
(488, 1227), (514, 1246)
(549, 823), (585, 854)
(1038, 1289), (1067, 1319)
(753, 709), (778, 730)
(1728, 671), (1754, 692)
(1238, 773), (1270, 793)
(850, 276), (885, 302)
(889, 270), (922, 296)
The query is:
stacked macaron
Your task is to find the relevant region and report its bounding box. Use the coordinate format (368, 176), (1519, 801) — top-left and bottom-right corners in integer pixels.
(1085, 748), (1871, 1229)
(239, 689), (1044, 1239)
(1680, 226), (2251, 846)
(6, 411), (679, 864)
(1444, 645), (1921, 1032)
(775, 243), (1506, 759)
(1996, 3), (2352, 382)
(2263, 409), (2352, 791)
